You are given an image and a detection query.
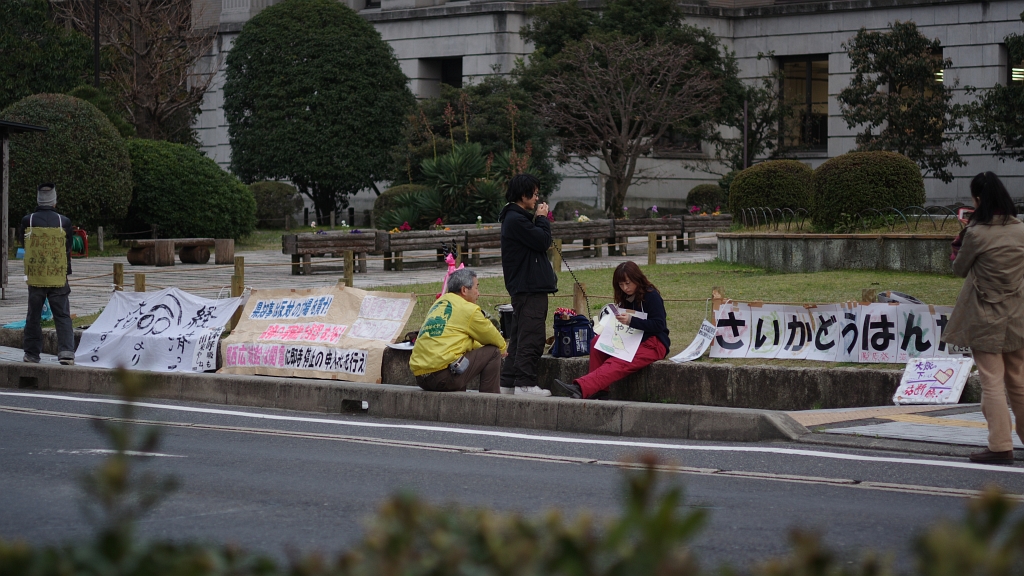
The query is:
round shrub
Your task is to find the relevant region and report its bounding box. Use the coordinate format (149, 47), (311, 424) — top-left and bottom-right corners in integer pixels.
(250, 181), (304, 227)
(124, 139), (257, 239)
(553, 200), (605, 221)
(2, 93), (131, 230)
(812, 151), (925, 230)
(373, 184), (428, 229)
(686, 184), (725, 210)
(728, 160), (813, 217)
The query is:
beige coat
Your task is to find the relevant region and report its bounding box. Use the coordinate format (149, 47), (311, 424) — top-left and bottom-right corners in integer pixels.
(943, 217), (1024, 353)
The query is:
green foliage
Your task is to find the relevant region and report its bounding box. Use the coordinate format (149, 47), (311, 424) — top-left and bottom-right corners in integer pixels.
(250, 181), (304, 227)
(965, 13), (1024, 164)
(718, 170), (739, 198)
(373, 184), (429, 229)
(728, 160), (813, 216)
(686, 184), (725, 210)
(224, 0), (415, 223)
(395, 77), (560, 194)
(124, 139), (257, 239)
(811, 151), (925, 231)
(0, 0), (91, 112)
(838, 21), (966, 183)
(553, 200), (606, 221)
(2, 93), (132, 230)
(67, 85), (136, 138)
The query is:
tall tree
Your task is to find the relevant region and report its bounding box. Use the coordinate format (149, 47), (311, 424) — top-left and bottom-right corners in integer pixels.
(519, 0), (755, 203)
(51, 0), (217, 144)
(965, 11), (1024, 163)
(224, 0), (415, 222)
(535, 36), (719, 218)
(838, 21), (966, 183)
(0, 0), (91, 112)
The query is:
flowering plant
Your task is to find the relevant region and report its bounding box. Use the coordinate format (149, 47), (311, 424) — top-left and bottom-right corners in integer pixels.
(577, 215), (591, 223)
(350, 229), (362, 234)
(546, 211), (555, 222)
(434, 217), (444, 230)
(689, 205), (700, 215)
(476, 216), (483, 229)
(651, 205), (658, 214)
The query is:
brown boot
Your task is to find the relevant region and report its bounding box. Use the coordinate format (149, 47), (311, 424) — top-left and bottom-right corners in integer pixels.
(969, 449), (1015, 465)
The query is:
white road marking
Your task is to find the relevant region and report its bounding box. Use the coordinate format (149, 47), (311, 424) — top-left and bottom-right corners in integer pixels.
(31, 448), (184, 457)
(2, 391), (1022, 475)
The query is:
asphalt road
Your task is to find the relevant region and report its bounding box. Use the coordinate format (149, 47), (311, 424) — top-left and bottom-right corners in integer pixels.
(2, 390), (1023, 571)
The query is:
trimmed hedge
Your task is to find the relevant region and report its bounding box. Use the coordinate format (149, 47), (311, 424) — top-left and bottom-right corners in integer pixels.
(728, 160), (813, 216)
(812, 151), (925, 230)
(124, 140), (257, 239)
(373, 184), (428, 228)
(250, 181), (303, 227)
(2, 93), (132, 230)
(686, 184), (725, 210)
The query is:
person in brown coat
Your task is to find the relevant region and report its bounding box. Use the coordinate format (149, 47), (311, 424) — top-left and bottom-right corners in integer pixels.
(943, 172), (1024, 465)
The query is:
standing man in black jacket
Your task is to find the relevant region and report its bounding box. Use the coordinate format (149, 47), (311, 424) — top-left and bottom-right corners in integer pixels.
(498, 174), (556, 396)
(18, 183), (75, 365)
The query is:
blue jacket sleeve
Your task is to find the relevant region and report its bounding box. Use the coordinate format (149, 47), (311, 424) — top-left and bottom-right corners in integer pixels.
(628, 291), (667, 336)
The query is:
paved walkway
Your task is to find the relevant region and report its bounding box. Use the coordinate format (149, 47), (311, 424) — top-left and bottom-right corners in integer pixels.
(0, 235), (717, 325)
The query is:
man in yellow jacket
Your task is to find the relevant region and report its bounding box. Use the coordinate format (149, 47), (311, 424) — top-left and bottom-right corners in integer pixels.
(410, 268), (507, 393)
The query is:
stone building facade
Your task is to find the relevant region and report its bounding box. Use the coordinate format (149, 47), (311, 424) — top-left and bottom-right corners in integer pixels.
(193, 0), (1024, 215)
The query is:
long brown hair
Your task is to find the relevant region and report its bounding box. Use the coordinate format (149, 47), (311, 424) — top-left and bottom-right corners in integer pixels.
(612, 261), (657, 305)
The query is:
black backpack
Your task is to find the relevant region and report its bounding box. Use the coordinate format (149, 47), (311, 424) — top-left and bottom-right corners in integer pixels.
(550, 314), (593, 358)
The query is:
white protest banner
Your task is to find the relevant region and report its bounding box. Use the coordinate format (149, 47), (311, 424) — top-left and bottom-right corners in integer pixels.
(747, 303), (784, 359)
(778, 305), (814, 360)
(931, 305), (971, 357)
(220, 285), (415, 383)
(75, 287), (244, 372)
(710, 301), (751, 358)
(670, 320), (716, 363)
(836, 302), (860, 362)
(857, 302), (901, 363)
(806, 304), (840, 362)
(893, 357), (974, 405)
(896, 304), (936, 362)
(594, 307), (645, 362)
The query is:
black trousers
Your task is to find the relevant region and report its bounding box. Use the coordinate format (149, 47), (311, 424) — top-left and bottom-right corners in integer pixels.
(24, 283), (74, 360)
(500, 292), (548, 389)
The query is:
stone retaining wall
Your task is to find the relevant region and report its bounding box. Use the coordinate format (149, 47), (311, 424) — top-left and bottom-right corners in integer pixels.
(717, 233), (956, 274)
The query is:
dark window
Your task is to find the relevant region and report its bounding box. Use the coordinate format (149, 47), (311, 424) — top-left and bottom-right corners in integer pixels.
(1010, 50), (1024, 86)
(365, 0), (380, 8)
(440, 58), (463, 88)
(653, 125), (701, 157)
(779, 55), (828, 149)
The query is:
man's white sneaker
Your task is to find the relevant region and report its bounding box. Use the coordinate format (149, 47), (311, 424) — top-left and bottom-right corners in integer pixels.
(515, 386), (551, 397)
(500, 386), (516, 395)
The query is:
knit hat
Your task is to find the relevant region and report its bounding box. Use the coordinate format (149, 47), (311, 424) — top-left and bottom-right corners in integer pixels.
(37, 183), (56, 207)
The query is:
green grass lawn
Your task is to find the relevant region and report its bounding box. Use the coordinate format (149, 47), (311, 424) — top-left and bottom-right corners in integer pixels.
(377, 260), (965, 368)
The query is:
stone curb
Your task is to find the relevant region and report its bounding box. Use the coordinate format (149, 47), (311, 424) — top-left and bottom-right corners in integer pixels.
(0, 361), (809, 442)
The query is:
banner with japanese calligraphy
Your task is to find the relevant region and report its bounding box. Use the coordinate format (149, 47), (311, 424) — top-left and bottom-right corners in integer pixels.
(708, 300), (967, 363)
(75, 287), (244, 372)
(218, 285), (415, 383)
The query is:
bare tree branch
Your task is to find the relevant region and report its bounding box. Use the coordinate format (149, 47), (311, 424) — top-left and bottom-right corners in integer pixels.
(50, 0), (217, 142)
(535, 36), (720, 217)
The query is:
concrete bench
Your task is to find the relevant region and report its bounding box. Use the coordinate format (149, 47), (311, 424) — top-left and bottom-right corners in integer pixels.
(681, 214), (732, 250)
(126, 238), (234, 266)
(608, 217), (683, 255)
(377, 229), (464, 271)
(463, 227), (501, 266)
(550, 219), (615, 257)
(281, 231), (377, 276)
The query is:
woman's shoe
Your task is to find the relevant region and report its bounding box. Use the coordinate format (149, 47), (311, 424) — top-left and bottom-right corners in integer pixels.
(969, 449), (1015, 465)
(553, 379), (582, 399)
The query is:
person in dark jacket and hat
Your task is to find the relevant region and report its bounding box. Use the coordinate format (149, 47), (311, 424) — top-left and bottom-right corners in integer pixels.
(497, 174), (557, 396)
(18, 183), (75, 365)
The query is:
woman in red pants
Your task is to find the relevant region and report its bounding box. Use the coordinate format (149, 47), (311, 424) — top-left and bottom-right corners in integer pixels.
(555, 261), (669, 399)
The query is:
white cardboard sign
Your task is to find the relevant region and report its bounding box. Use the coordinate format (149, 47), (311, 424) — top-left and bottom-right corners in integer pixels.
(893, 357), (974, 405)
(669, 320), (716, 363)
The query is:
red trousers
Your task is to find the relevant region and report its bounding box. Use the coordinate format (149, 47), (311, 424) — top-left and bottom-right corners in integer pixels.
(576, 335), (667, 399)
